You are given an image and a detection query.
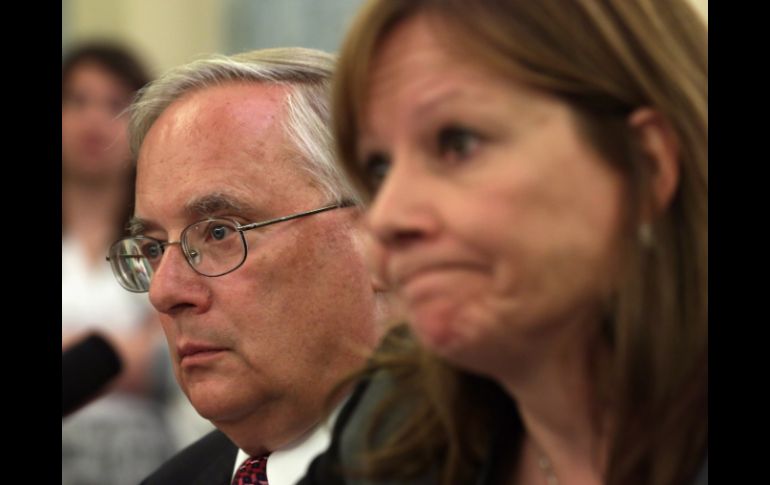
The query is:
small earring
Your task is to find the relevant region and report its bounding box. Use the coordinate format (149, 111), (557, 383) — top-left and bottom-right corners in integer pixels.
(638, 223), (654, 248)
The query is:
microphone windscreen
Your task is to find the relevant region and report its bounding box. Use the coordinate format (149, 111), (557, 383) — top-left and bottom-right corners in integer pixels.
(62, 333), (123, 417)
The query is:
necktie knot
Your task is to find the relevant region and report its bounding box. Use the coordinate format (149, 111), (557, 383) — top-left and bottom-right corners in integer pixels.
(232, 454), (269, 485)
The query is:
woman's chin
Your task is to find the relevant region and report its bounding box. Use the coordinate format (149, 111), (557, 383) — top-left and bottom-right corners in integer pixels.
(408, 298), (510, 375)
(409, 297), (466, 356)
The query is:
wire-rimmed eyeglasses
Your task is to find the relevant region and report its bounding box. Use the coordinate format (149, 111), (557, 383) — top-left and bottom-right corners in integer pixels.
(107, 201), (354, 293)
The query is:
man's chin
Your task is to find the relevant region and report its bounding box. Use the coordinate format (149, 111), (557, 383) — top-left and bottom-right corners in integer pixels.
(183, 382), (242, 422)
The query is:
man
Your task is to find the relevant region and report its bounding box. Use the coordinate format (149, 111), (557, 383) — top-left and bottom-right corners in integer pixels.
(108, 48), (387, 485)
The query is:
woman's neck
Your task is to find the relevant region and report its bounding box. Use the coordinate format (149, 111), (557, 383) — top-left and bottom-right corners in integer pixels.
(498, 320), (611, 485)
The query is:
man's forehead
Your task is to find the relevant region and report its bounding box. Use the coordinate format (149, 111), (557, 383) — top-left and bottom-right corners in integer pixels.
(132, 81), (324, 230)
(159, 82), (291, 130)
(136, 83), (294, 176)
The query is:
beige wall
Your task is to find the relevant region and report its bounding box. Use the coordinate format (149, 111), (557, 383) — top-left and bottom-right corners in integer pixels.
(66, 0), (224, 76)
(691, 0), (708, 23)
(64, 0), (708, 76)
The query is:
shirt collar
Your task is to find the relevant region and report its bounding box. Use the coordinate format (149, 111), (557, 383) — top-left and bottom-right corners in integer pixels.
(231, 402), (344, 485)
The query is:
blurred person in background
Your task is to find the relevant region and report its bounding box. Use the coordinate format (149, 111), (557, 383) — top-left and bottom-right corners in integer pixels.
(299, 0), (707, 484)
(62, 41), (181, 485)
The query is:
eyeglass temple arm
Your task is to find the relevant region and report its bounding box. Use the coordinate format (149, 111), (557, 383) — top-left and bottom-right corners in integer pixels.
(238, 199), (356, 232)
(106, 254), (146, 261)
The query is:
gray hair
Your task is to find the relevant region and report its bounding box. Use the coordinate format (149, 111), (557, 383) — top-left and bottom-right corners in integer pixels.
(128, 47), (358, 204)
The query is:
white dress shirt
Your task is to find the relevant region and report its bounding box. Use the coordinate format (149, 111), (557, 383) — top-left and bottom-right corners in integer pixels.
(231, 404), (342, 485)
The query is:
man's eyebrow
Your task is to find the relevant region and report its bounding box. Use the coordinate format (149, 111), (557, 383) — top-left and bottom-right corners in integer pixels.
(127, 217), (149, 236)
(184, 192), (249, 218)
(127, 193), (253, 237)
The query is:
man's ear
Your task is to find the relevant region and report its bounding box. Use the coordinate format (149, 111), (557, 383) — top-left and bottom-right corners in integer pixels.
(628, 107), (681, 219)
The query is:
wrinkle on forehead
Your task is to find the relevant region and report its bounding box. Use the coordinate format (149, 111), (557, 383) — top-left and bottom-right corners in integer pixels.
(139, 83), (290, 168)
(362, 13), (554, 145)
(363, 15), (487, 139)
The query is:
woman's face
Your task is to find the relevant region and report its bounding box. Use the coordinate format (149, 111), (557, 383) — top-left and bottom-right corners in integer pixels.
(62, 61), (133, 178)
(358, 14), (627, 373)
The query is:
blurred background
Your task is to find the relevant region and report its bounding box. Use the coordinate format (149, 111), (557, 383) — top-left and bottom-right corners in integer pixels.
(61, 1), (707, 484)
(63, 0), (706, 76)
(62, 0), (368, 76)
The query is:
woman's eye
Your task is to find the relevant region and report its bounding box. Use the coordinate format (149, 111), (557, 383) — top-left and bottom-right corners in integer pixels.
(109, 99), (129, 117)
(437, 126), (481, 163)
(362, 152), (391, 192)
(63, 93), (88, 110)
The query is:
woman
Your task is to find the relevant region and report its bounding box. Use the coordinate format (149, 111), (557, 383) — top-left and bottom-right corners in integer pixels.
(61, 42), (179, 485)
(302, 1), (707, 484)
(62, 43), (150, 353)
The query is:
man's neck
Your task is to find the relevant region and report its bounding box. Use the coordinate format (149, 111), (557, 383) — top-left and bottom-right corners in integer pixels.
(231, 396), (348, 485)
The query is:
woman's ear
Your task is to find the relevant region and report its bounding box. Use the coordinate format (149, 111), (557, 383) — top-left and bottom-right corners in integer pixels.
(628, 107), (681, 218)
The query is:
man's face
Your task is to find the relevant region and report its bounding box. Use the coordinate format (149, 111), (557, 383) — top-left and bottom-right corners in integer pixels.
(134, 83), (381, 453)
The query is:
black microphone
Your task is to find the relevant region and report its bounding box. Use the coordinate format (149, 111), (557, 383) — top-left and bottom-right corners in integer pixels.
(62, 333), (123, 417)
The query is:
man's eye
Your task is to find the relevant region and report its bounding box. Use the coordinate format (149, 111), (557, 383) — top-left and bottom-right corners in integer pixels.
(208, 224), (233, 241)
(141, 242), (163, 260)
(63, 93), (88, 110)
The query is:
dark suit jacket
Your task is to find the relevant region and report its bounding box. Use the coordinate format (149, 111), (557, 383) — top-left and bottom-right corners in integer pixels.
(140, 429), (238, 485)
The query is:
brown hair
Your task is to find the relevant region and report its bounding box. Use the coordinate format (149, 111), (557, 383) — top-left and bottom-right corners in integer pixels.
(62, 42), (150, 95)
(62, 42), (151, 240)
(332, 1), (707, 484)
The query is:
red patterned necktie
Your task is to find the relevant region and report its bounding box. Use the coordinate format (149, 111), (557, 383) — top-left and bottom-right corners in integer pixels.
(231, 455), (269, 485)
